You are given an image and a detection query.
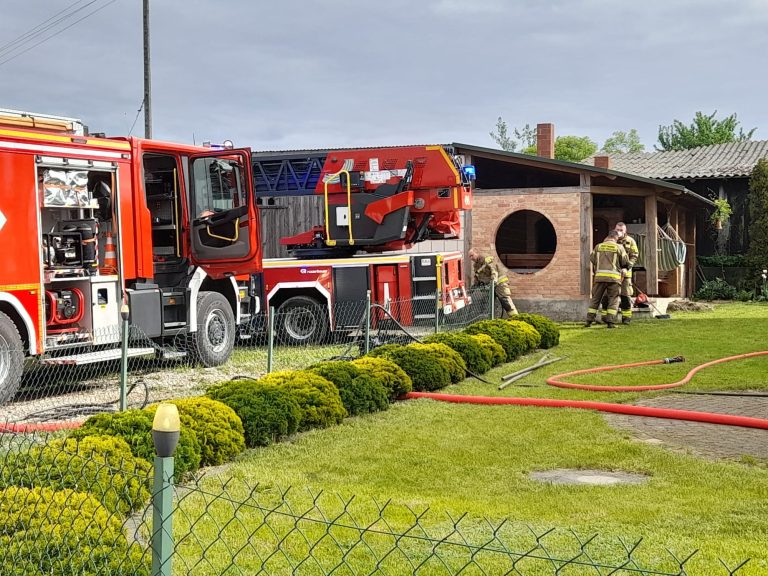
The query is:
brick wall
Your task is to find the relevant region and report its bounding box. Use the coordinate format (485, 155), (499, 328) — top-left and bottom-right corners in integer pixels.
(471, 191), (583, 300)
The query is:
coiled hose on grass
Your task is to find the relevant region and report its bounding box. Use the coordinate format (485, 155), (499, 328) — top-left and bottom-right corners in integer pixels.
(406, 351), (768, 430)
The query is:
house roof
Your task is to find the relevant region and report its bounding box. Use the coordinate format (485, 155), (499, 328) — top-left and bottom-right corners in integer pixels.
(586, 140), (768, 180)
(453, 143), (714, 206)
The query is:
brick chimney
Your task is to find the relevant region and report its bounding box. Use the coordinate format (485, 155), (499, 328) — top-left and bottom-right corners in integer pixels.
(536, 123), (555, 159)
(593, 155), (612, 169)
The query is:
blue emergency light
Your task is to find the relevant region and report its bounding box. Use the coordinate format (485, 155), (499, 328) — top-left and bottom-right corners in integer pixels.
(461, 164), (476, 180)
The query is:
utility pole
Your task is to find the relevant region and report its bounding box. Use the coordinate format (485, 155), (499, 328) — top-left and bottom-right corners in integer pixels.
(143, 0), (152, 139)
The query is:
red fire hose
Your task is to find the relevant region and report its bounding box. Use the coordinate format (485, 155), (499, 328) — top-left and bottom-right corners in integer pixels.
(405, 351), (768, 430)
(0, 420), (83, 433)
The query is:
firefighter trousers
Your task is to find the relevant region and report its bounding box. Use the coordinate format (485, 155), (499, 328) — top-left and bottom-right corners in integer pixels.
(588, 282), (620, 324)
(601, 276), (634, 321)
(495, 282), (518, 316)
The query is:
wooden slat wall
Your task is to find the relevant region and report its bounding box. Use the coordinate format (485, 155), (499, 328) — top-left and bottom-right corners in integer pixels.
(258, 195), (325, 259)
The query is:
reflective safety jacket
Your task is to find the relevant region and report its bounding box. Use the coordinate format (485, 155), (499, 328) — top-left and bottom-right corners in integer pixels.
(590, 241), (629, 283)
(619, 235), (639, 277)
(473, 255), (508, 285)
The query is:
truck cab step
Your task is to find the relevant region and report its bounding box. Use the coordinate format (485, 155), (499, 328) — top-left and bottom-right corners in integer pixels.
(39, 347), (156, 366)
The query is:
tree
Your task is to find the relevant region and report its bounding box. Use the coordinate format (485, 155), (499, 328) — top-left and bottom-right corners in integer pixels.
(489, 117), (516, 151)
(657, 111), (756, 151)
(553, 135), (598, 162)
(490, 118), (597, 162)
(747, 159), (768, 274)
(601, 129), (645, 154)
(489, 118), (536, 152)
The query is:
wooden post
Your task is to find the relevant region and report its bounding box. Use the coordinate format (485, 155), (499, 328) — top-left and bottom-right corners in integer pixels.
(645, 195), (659, 295)
(580, 192), (593, 295)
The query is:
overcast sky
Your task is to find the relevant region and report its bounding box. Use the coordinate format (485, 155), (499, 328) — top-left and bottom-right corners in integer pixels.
(2, 0), (767, 152)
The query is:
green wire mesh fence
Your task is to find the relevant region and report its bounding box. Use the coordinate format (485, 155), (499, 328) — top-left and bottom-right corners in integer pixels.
(0, 417), (759, 575)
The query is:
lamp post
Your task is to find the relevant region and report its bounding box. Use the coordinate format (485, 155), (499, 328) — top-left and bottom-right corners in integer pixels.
(151, 403), (180, 576)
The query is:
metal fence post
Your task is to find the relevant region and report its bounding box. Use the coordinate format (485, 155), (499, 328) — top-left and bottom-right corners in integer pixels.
(151, 454), (174, 576)
(435, 289), (441, 334)
(267, 307), (275, 373)
(489, 279), (496, 319)
(364, 290), (371, 355)
(119, 301), (130, 411)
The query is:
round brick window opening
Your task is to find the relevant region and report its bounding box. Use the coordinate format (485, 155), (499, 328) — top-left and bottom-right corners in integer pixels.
(495, 210), (557, 274)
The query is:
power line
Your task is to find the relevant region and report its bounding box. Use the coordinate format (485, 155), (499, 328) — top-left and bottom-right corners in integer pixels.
(0, 0), (101, 58)
(127, 99), (144, 136)
(0, 0), (119, 68)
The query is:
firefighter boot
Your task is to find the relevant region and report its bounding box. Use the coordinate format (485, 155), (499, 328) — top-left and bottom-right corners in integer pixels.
(606, 323), (616, 329)
(622, 316), (631, 325)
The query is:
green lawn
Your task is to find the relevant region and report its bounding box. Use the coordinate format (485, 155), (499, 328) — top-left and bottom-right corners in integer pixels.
(176, 303), (768, 575)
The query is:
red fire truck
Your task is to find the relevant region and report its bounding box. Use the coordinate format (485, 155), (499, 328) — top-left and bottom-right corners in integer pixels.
(0, 111), (262, 402)
(241, 145), (475, 344)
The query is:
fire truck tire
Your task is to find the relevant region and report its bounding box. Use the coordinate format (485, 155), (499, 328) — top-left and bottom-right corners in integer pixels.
(190, 291), (236, 367)
(276, 296), (328, 346)
(0, 312), (24, 405)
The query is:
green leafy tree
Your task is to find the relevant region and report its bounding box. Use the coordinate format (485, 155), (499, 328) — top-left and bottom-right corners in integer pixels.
(489, 117), (516, 151)
(491, 118), (598, 162)
(554, 135), (598, 162)
(657, 111), (756, 151)
(490, 118), (536, 152)
(747, 159), (768, 275)
(521, 135), (597, 162)
(601, 129), (645, 154)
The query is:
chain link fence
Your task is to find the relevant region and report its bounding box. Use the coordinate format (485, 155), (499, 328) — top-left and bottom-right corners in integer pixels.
(0, 286), (498, 426)
(0, 431), (754, 576)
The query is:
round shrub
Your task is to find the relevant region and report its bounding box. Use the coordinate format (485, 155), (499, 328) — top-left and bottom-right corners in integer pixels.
(464, 319), (525, 361)
(468, 333), (506, 367)
(70, 409), (201, 481)
(146, 397), (245, 467)
(423, 333), (491, 375)
(309, 361), (389, 416)
(409, 342), (467, 384)
(506, 319), (541, 352)
(207, 379), (302, 447)
(257, 370), (347, 431)
(0, 486), (149, 576)
(510, 313), (560, 349)
(368, 344), (452, 391)
(351, 356), (413, 400)
(0, 435), (151, 515)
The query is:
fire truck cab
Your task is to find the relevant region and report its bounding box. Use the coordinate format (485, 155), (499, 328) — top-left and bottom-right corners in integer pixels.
(0, 112), (261, 402)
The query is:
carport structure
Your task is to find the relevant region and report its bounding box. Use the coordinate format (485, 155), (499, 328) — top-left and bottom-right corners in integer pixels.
(454, 127), (713, 320)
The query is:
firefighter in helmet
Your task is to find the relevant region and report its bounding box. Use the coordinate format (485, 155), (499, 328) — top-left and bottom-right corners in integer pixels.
(468, 248), (518, 316)
(587, 230), (629, 328)
(600, 222), (640, 324)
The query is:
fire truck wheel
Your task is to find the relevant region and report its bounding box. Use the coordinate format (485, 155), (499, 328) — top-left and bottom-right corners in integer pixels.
(0, 312), (25, 405)
(276, 296), (328, 346)
(191, 291), (236, 367)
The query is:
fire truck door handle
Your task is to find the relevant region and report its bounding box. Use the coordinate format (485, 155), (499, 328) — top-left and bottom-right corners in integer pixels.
(206, 221), (239, 242)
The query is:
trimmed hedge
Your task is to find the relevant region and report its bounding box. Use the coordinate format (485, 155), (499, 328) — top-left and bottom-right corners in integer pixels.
(0, 435), (151, 515)
(510, 313), (560, 349)
(70, 409), (201, 481)
(146, 397), (245, 467)
(350, 356), (413, 400)
(409, 342), (467, 384)
(0, 486), (148, 576)
(423, 332), (491, 374)
(468, 333), (506, 366)
(368, 344), (452, 391)
(464, 319), (526, 360)
(257, 371), (347, 431)
(208, 379), (302, 447)
(506, 320), (541, 352)
(309, 361), (389, 416)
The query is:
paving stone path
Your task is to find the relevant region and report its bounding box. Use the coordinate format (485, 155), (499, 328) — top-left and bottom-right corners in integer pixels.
(603, 393), (768, 460)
